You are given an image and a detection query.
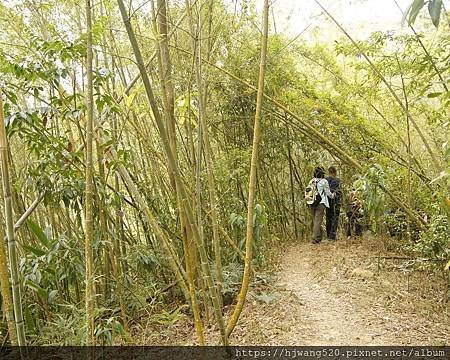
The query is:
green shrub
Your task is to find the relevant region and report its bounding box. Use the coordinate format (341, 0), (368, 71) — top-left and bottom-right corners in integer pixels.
(410, 214), (449, 266)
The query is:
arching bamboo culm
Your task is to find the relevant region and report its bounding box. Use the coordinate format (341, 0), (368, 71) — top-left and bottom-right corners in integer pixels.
(314, 0), (441, 174)
(171, 47), (427, 229)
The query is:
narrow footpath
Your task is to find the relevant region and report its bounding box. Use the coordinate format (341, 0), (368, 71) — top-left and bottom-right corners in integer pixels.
(132, 237), (449, 345)
(275, 238), (449, 345)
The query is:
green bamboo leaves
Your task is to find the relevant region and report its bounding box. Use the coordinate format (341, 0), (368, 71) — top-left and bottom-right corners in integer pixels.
(428, 0), (443, 27)
(403, 0), (443, 27)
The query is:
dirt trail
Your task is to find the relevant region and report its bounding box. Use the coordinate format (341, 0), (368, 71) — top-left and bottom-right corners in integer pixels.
(278, 242), (386, 345)
(275, 239), (449, 345)
(132, 237), (449, 345)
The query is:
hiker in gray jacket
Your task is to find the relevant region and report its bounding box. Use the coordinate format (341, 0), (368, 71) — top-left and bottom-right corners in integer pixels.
(308, 166), (335, 244)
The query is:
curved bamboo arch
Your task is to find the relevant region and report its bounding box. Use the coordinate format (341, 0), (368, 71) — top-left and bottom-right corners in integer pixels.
(171, 45), (427, 228)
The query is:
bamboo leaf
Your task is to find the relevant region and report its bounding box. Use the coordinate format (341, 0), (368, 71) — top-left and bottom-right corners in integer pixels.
(27, 219), (50, 248)
(22, 244), (46, 257)
(407, 0), (425, 25)
(428, 0), (442, 27)
(25, 279), (48, 300)
(24, 308), (35, 333)
(401, 2), (413, 25)
(124, 92), (137, 108)
(48, 290), (58, 304)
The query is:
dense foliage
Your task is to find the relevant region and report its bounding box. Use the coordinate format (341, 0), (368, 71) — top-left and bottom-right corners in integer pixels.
(0, 0), (448, 345)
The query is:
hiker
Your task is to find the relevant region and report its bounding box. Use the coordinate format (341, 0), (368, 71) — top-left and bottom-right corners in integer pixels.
(326, 166), (342, 240)
(346, 189), (363, 238)
(305, 166), (335, 244)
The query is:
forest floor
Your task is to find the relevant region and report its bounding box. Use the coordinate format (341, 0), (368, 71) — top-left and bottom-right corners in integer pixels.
(132, 235), (450, 345)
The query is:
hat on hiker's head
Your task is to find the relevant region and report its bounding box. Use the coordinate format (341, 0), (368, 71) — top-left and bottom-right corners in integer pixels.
(314, 166), (325, 178)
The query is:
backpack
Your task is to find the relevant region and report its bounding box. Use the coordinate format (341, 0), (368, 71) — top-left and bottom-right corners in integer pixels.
(305, 178), (322, 206)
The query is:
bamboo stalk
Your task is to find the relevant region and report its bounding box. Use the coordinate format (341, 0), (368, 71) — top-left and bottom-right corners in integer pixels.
(172, 45), (427, 228)
(315, 0), (441, 174)
(286, 124), (298, 239)
(152, 0), (205, 343)
(108, 148), (190, 301)
(116, 0), (227, 344)
(112, 110), (128, 329)
(184, 0), (210, 323)
(96, 140), (111, 301)
(225, 0), (269, 338)
(14, 194), (44, 231)
(0, 218), (17, 345)
(84, 0), (95, 346)
(398, 57), (413, 242)
(189, 0), (224, 309)
(151, 0), (177, 189)
(0, 90), (26, 346)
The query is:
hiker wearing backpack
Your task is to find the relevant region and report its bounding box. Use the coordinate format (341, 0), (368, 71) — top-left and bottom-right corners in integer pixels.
(326, 166), (342, 240)
(305, 166), (335, 244)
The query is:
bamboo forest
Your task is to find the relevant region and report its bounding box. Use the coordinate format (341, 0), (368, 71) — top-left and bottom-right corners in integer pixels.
(0, 0), (448, 351)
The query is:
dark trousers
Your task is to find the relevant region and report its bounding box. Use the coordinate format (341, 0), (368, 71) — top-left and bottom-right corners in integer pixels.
(346, 211), (363, 237)
(310, 204), (325, 243)
(326, 199), (340, 240)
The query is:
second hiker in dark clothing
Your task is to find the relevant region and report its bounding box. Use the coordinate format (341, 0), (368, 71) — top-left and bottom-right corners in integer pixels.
(326, 166), (341, 240)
